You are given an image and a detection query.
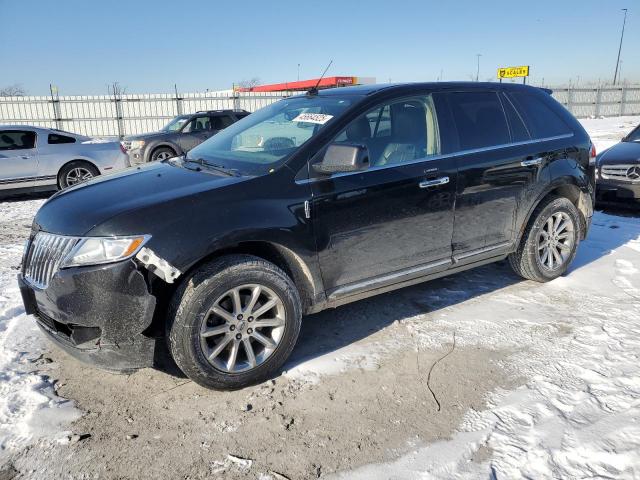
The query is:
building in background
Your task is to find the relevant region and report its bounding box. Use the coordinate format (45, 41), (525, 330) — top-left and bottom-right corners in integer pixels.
(235, 76), (376, 92)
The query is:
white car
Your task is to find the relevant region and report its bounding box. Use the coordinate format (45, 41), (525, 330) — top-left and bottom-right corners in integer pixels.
(0, 125), (130, 194)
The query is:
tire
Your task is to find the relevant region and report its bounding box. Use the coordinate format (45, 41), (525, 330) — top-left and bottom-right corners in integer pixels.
(167, 255), (302, 390)
(150, 147), (176, 162)
(509, 195), (582, 282)
(58, 161), (100, 189)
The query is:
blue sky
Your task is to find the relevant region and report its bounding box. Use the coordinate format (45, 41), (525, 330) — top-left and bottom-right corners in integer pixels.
(1, 0), (637, 95)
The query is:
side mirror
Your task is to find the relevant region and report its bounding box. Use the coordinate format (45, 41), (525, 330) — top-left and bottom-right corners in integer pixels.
(312, 143), (370, 175)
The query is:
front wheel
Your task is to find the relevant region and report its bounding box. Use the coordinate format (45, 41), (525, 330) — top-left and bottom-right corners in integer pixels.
(151, 147), (176, 162)
(167, 255), (302, 390)
(509, 196), (582, 282)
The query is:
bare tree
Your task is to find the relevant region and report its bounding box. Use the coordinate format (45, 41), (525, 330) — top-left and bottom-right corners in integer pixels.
(0, 84), (27, 96)
(107, 82), (127, 96)
(236, 77), (262, 90)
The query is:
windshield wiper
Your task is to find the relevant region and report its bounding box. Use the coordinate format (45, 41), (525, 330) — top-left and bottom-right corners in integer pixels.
(183, 157), (239, 176)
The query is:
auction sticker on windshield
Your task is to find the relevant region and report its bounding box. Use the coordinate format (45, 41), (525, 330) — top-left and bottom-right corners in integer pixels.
(292, 113), (333, 125)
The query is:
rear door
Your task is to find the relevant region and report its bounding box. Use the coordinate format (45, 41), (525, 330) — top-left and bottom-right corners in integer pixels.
(0, 130), (39, 190)
(438, 90), (545, 264)
(310, 94), (457, 296)
(210, 114), (235, 137)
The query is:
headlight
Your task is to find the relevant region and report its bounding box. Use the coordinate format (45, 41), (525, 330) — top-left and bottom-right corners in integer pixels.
(61, 235), (150, 268)
(126, 140), (145, 151)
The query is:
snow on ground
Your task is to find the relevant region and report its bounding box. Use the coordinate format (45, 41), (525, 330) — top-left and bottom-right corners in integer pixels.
(0, 199), (81, 462)
(0, 115), (638, 471)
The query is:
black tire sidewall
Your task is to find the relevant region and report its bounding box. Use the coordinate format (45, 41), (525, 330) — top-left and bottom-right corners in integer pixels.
(169, 256), (302, 390)
(525, 198), (581, 281)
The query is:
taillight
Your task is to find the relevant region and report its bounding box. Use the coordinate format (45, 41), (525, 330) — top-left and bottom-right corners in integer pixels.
(119, 142), (127, 154)
(589, 142), (597, 166)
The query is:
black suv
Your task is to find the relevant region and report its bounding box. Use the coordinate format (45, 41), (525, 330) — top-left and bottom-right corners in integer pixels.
(121, 109), (250, 164)
(18, 83), (595, 390)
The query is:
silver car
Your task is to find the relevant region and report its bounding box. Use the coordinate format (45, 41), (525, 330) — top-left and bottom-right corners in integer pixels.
(0, 125), (130, 194)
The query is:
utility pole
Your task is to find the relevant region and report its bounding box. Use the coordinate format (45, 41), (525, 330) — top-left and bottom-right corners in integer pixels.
(613, 8), (628, 85)
(476, 54), (482, 82)
(297, 63), (300, 82)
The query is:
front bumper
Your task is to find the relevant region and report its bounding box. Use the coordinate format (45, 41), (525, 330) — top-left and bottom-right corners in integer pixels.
(126, 147), (148, 165)
(596, 179), (640, 199)
(18, 259), (158, 372)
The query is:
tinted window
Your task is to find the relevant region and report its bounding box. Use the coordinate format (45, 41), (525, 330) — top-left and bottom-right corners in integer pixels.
(448, 91), (510, 150)
(184, 116), (213, 133)
(508, 92), (571, 139)
(0, 130), (36, 150)
(501, 94), (530, 142)
(212, 115), (235, 130)
(48, 133), (76, 144)
(329, 95), (439, 167)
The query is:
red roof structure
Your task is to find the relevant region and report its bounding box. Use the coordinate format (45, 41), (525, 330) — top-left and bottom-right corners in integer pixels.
(236, 76), (374, 92)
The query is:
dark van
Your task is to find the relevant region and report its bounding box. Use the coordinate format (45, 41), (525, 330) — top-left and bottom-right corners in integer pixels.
(18, 83), (595, 389)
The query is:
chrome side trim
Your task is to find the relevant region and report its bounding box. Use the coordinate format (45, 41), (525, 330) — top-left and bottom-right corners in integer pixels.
(297, 133), (574, 184)
(0, 175), (56, 186)
(327, 258), (452, 300)
(453, 241), (513, 262)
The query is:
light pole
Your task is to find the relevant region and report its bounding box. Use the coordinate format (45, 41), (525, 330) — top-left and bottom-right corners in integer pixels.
(297, 63), (300, 82)
(613, 8), (628, 85)
(476, 54), (482, 82)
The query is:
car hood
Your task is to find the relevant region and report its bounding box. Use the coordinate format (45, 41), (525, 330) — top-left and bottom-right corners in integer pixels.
(34, 162), (247, 236)
(597, 141), (640, 166)
(124, 131), (170, 141)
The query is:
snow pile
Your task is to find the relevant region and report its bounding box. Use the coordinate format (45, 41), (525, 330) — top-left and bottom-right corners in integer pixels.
(330, 213), (640, 479)
(0, 199), (80, 462)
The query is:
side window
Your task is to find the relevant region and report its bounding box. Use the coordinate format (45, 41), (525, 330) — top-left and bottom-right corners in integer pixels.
(501, 94), (530, 142)
(48, 133), (76, 144)
(447, 91), (510, 150)
(508, 92), (571, 139)
(184, 116), (211, 133)
(212, 115), (235, 130)
(0, 130), (36, 151)
(328, 95), (439, 168)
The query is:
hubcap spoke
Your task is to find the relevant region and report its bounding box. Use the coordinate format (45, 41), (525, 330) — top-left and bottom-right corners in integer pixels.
(245, 286), (262, 314)
(201, 324), (228, 338)
(231, 288), (242, 315)
(252, 331), (277, 349)
(243, 338), (257, 368)
(227, 340), (240, 370)
(208, 334), (232, 361)
(252, 298), (277, 319)
(210, 305), (235, 323)
(253, 317), (285, 328)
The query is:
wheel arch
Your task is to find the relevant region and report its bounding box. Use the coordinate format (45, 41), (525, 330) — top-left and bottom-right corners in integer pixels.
(145, 142), (182, 162)
(517, 179), (591, 245)
(56, 158), (100, 188)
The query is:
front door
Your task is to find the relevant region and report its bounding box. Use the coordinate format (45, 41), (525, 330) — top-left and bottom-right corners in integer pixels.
(310, 94), (457, 296)
(178, 115), (213, 152)
(0, 130), (38, 190)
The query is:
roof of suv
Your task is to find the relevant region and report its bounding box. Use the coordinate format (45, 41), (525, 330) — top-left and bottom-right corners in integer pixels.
(193, 109), (249, 115)
(316, 82), (551, 96)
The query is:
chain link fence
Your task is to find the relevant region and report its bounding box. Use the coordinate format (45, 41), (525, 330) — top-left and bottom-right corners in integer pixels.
(1, 85), (639, 138)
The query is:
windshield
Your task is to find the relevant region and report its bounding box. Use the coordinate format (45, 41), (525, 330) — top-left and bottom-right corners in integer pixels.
(162, 115), (190, 132)
(625, 125), (640, 142)
(185, 95), (359, 175)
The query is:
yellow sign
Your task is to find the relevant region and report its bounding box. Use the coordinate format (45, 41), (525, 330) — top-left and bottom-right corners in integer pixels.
(497, 66), (530, 79)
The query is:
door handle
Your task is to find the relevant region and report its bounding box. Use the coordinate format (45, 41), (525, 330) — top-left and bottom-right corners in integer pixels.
(521, 157), (542, 167)
(419, 176), (449, 188)
(21, 155), (31, 159)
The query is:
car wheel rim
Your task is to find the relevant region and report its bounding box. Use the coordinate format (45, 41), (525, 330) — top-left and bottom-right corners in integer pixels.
(156, 151), (172, 161)
(65, 167), (93, 186)
(200, 284), (286, 373)
(537, 212), (575, 271)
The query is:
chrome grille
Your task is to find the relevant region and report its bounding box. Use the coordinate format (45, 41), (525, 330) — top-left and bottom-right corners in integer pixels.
(23, 233), (79, 289)
(601, 164), (640, 182)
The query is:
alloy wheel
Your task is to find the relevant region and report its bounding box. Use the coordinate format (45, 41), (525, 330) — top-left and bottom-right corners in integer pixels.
(200, 284), (286, 373)
(536, 212), (574, 271)
(65, 167), (94, 186)
(155, 151), (173, 161)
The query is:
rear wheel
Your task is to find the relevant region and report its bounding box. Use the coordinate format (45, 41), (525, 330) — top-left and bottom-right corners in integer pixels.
(167, 255), (302, 390)
(58, 161), (99, 189)
(151, 147), (176, 162)
(509, 196), (581, 282)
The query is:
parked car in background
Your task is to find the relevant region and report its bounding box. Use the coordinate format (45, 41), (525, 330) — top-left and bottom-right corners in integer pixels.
(596, 123), (640, 202)
(19, 82), (595, 390)
(0, 125), (129, 194)
(121, 110), (250, 164)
